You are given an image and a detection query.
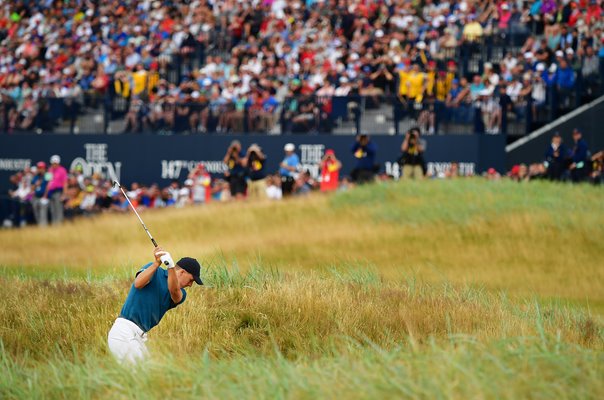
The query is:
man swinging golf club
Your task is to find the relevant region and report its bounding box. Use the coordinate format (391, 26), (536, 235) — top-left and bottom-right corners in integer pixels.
(107, 248), (203, 364)
(107, 180), (203, 364)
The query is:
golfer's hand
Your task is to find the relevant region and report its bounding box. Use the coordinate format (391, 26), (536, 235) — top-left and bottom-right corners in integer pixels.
(154, 247), (166, 263)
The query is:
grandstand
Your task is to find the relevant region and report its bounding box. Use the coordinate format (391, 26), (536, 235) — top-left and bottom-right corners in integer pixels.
(1, 0), (602, 139)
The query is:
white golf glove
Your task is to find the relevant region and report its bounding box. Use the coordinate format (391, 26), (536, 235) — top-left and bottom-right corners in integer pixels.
(155, 251), (175, 269)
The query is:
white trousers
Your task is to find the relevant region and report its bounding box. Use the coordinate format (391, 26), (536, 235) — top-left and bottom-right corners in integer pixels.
(107, 317), (148, 364)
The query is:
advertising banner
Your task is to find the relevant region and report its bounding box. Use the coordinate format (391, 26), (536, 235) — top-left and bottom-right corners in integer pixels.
(0, 134), (505, 195)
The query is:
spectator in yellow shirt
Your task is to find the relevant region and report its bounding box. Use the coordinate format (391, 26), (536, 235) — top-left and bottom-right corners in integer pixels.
(114, 71), (131, 99)
(132, 64), (148, 96)
(425, 60), (437, 97)
(406, 63), (425, 102)
(397, 61), (410, 98)
(462, 15), (484, 42)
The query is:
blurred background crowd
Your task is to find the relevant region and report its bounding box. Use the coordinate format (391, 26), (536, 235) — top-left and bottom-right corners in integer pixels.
(3, 127), (601, 228)
(0, 0), (603, 136)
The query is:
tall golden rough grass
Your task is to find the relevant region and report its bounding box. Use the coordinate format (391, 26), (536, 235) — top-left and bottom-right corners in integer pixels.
(0, 267), (601, 363)
(1, 179), (603, 310)
(1, 180), (603, 398)
(0, 267), (602, 398)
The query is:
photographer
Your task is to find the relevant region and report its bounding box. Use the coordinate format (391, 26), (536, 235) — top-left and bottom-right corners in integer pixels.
(320, 149), (342, 192)
(242, 143), (267, 200)
(350, 134), (377, 184)
(223, 140), (247, 200)
(399, 128), (426, 180)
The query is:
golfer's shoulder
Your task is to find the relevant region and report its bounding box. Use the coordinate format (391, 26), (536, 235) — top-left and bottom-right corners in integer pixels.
(135, 262), (159, 277)
(139, 262), (155, 272)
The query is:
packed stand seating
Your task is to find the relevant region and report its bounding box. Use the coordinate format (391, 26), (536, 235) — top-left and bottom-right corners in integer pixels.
(0, 0), (603, 137)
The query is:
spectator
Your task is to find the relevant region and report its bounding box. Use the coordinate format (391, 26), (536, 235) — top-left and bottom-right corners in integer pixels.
(319, 149), (342, 193)
(478, 89), (502, 134)
(338, 176), (355, 192)
(45, 155), (67, 225)
(531, 64), (547, 119)
(544, 132), (569, 181)
(179, 179), (194, 207)
(599, 37), (604, 95)
(223, 140), (247, 200)
(212, 179), (232, 202)
(569, 128), (590, 182)
(399, 128), (426, 180)
(556, 58), (575, 109)
(350, 134), (377, 184)
(510, 164), (530, 182)
(590, 151), (603, 185)
(95, 183), (114, 212)
(257, 90), (279, 133)
(279, 143), (300, 197)
(265, 175), (283, 200)
(486, 168), (501, 181)
(30, 161), (50, 226)
(6, 169), (32, 227)
(462, 15), (484, 43)
(528, 163), (548, 180)
(580, 46), (599, 98)
(446, 162), (460, 179)
(79, 185), (98, 215)
(63, 176), (84, 219)
(188, 164), (212, 204)
(154, 188), (176, 208)
(167, 180), (182, 206)
(446, 77), (471, 123)
(294, 171), (315, 196)
(242, 144), (268, 201)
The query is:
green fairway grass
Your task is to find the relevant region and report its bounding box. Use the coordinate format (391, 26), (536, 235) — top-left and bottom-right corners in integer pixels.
(1, 179), (602, 398)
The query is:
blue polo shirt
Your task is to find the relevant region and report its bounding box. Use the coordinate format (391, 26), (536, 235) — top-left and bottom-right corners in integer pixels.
(119, 263), (186, 332)
(279, 153), (300, 177)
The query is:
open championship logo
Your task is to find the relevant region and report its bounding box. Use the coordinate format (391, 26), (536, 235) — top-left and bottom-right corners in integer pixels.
(70, 143), (122, 182)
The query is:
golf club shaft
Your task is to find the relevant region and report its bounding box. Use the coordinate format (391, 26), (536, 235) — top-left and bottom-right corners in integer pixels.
(113, 180), (158, 248)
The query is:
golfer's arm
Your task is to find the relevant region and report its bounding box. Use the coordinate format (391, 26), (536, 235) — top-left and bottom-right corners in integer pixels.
(134, 262), (160, 289)
(167, 268), (183, 303)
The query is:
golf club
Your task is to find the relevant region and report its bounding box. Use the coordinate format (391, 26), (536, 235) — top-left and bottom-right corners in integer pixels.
(113, 179), (172, 267)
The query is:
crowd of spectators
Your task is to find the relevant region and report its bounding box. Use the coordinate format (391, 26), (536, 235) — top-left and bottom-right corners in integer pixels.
(1, 141), (347, 227)
(505, 127), (603, 182)
(1, 1), (602, 135)
(4, 126), (600, 228)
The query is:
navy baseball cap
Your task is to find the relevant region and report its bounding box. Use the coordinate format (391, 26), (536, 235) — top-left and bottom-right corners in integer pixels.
(177, 257), (203, 285)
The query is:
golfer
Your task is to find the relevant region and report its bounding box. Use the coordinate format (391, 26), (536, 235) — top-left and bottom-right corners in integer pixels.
(108, 247), (203, 363)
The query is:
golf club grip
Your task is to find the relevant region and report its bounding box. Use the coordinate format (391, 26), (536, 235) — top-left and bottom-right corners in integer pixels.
(152, 238), (158, 247)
